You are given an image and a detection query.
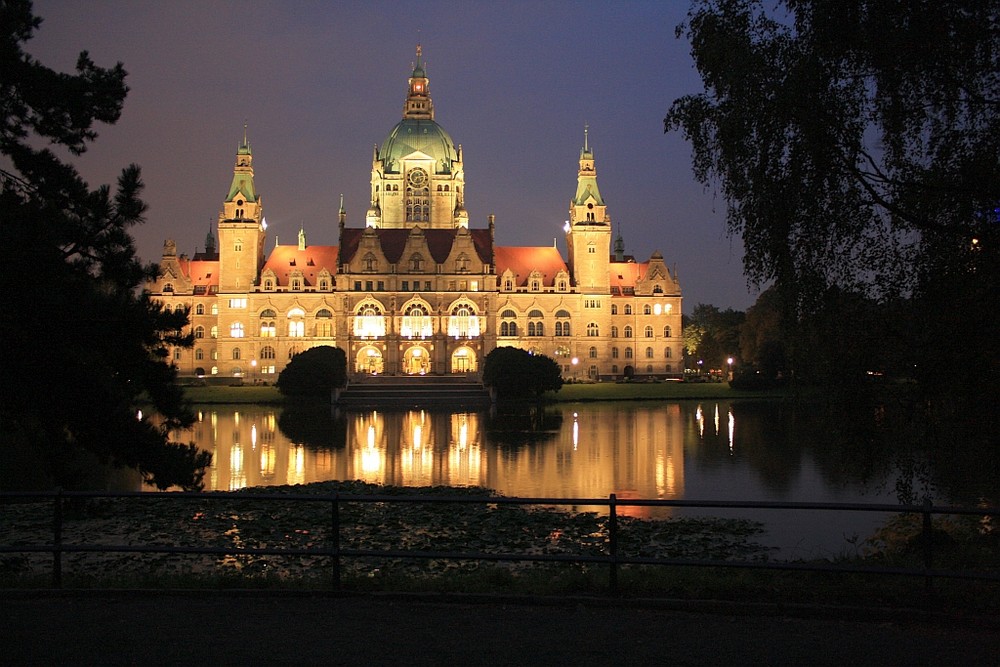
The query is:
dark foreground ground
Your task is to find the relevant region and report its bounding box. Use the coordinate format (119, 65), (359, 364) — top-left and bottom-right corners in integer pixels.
(2, 592), (999, 666)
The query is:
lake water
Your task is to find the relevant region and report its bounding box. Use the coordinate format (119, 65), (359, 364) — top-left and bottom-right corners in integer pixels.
(164, 401), (927, 559)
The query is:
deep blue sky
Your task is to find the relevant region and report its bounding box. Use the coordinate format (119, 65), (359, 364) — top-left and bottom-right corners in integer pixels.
(28, 0), (756, 312)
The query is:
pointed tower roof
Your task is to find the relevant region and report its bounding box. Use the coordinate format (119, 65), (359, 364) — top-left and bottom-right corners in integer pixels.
(227, 123), (257, 203)
(573, 124), (605, 207)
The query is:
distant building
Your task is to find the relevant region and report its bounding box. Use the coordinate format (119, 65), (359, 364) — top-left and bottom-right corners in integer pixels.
(149, 47), (682, 381)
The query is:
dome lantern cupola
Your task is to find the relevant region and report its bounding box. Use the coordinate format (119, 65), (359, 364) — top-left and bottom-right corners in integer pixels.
(404, 45), (433, 120)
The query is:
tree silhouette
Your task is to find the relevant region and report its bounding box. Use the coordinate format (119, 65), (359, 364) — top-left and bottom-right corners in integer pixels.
(0, 0), (209, 490)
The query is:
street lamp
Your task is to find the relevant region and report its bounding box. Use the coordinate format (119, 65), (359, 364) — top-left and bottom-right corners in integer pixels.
(250, 359), (257, 384)
(571, 356), (579, 382)
(727, 357), (733, 381)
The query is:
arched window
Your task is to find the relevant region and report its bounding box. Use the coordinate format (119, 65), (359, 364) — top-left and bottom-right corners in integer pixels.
(354, 302), (386, 338)
(264, 279), (274, 290)
(316, 309), (333, 337)
(589, 346), (597, 359)
(211, 304), (218, 316)
(402, 302), (432, 338)
(363, 253), (378, 272)
(233, 347), (241, 360)
(665, 347), (672, 359)
(586, 322), (599, 337)
(195, 349), (204, 360)
(625, 347), (633, 359)
(210, 325), (218, 339)
(288, 307), (305, 337)
(624, 325), (633, 338)
(612, 347), (619, 359)
(646, 347), (654, 359)
(163, 283), (174, 293)
(194, 326), (205, 339)
(230, 322), (244, 338)
(195, 304), (205, 315)
(527, 309), (543, 337)
(611, 326), (619, 338)
(663, 326), (672, 338)
(448, 303), (480, 338)
(260, 346), (276, 360)
(644, 326), (654, 338)
(624, 304), (632, 315)
(409, 254), (424, 272)
(611, 304), (618, 315)
(643, 304), (652, 315)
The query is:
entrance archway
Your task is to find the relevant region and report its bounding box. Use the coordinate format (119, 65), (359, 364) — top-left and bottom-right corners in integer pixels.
(451, 346), (476, 373)
(356, 346), (384, 374)
(403, 345), (430, 375)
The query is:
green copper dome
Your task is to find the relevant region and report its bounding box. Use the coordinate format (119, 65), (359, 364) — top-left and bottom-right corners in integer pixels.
(378, 118), (458, 174)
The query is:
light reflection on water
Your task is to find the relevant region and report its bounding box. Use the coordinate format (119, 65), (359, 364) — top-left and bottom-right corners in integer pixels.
(164, 402), (900, 557)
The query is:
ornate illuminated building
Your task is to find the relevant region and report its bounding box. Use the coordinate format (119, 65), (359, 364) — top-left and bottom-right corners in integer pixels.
(149, 48), (682, 381)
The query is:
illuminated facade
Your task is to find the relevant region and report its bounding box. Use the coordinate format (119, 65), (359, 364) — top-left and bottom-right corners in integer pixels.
(149, 47), (682, 381)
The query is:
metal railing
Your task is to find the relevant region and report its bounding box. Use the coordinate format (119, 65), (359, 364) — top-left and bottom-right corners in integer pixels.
(2, 490), (997, 593)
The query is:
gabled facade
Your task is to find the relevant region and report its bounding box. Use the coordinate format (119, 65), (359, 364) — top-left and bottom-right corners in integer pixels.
(149, 48), (682, 381)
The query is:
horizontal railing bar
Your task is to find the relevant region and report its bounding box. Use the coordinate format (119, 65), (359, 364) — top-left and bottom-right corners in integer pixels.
(3, 490), (997, 589)
(2, 490), (996, 517)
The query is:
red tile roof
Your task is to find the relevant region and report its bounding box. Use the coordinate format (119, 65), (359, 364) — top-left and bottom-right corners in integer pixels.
(261, 245), (339, 286)
(609, 261), (648, 292)
(493, 246), (569, 286)
(178, 257), (219, 288)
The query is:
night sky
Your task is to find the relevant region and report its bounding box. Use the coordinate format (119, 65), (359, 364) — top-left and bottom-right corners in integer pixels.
(27, 0), (756, 312)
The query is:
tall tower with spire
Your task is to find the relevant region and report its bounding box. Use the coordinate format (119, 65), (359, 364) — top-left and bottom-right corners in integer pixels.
(217, 125), (266, 292)
(565, 126), (611, 293)
(366, 46), (466, 229)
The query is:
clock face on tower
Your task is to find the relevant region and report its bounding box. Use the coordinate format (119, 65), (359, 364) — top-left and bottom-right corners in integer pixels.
(407, 168), (428, 188)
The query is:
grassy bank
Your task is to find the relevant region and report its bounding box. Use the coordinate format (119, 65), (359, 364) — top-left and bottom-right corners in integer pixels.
(549, 381), (785, 402)
(180, 381), (785, 405)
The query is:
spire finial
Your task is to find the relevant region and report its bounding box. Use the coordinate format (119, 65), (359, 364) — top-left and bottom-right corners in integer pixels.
(584, 123), (589, 151)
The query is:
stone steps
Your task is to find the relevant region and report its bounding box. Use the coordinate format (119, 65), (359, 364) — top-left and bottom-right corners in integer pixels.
(337, 374), (491, 408)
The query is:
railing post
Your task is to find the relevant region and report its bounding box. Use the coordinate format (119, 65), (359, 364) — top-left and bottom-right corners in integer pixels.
(608, 493), (618, 596)
(331, 493), (341, 590)
(52, 490), (63, 589)
(922, 497), (934, 591)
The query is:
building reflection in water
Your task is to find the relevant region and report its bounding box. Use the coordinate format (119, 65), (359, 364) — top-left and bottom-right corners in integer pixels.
(163, 405), (696, 517)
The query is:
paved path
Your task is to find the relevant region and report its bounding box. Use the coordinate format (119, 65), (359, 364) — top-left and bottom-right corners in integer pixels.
(2, 592), (998, 666)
